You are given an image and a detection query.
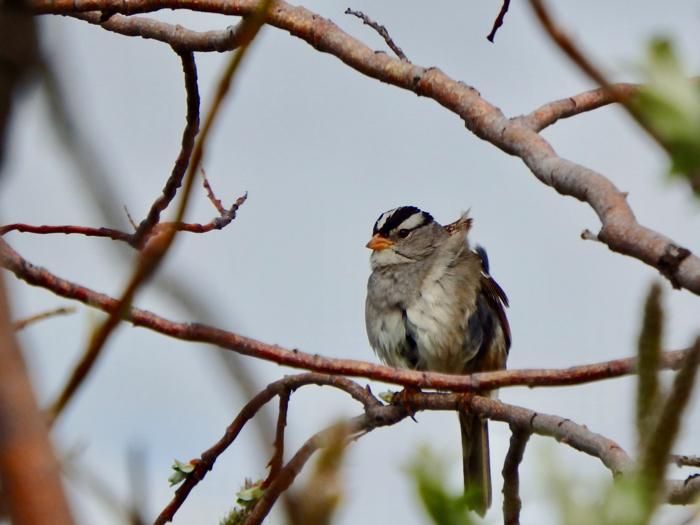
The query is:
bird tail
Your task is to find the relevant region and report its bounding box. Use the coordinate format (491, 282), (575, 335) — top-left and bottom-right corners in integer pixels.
(459, 411), (491, 516)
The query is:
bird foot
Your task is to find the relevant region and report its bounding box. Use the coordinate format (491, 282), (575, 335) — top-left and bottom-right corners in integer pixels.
(394, 386), (421, 422)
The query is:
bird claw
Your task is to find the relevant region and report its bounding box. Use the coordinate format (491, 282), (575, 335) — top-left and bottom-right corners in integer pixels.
(394, 386), (421, 422)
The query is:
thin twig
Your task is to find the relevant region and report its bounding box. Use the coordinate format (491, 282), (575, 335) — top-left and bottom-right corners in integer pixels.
(0, 235), (694, 394)
(244, 422), (355, 525)
(0, 223), (133, 242)
(124, 206), (138, 230)
(46, 51), (200, 424)
(528, 0), (610, 88)
(528, 0), (668, 152)
(502, 427), (531, 525)
(264, 388), (290, 486)
(131, 49), (200, 247)
(12, 306), (76, 331)
(200, 169), (226, 214)
(344, 8), (408, 61)
(486, 0), (511, 42)
(154, 373), (377, 524)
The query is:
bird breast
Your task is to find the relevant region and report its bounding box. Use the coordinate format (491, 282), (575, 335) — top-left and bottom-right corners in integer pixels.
(405, 254), (481, 373)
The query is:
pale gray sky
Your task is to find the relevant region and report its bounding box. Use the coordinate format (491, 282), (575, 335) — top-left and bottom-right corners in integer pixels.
(2, 1), (700, 524)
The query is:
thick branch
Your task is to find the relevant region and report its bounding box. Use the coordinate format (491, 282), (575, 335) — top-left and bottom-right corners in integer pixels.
(0, 237), (692, 393)
(71, 12), (247, 51)
(0, 276), (74, 524)
(29, 0), (700, 294)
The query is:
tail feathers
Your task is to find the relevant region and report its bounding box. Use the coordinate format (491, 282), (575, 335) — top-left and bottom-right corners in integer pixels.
(459, 411), (491, 516)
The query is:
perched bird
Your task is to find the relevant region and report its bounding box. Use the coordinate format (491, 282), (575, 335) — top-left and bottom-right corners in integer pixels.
(364, 206), (510, 516)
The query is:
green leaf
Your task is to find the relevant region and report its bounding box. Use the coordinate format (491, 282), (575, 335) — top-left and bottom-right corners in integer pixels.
(634, 37), (700, 196)
(168, 458), (197, 487)
(235, 480), (264, 506)
(407, 447), (476, 525)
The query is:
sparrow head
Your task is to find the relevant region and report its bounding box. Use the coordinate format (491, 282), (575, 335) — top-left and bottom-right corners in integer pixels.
(366, 206), (445, 267)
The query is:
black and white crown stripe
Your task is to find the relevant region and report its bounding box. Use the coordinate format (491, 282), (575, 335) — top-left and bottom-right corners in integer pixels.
(372, 206), (434, 237)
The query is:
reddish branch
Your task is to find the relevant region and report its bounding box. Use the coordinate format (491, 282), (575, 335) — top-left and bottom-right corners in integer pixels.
(0, 211), (247, 243)
(29, 0), (700, 294)
(0, 236), (693, 393)
(131, 49), (200, 247)
(46, 50), (202, 424)
(72, 12), (248, 52)
(159, 373), (699, 523)
(0, 223), (132, 242)
(0, 277), (74, 524)
(200, 169), (226, 214)
(264, 388), (290, 487)
(154, 373), (377, 524)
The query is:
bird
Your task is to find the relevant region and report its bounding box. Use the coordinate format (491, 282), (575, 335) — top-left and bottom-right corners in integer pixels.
(364, 205), (510, 516)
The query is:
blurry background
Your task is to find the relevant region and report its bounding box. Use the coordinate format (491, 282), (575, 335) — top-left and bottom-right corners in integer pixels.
(1, 1), (699, 523)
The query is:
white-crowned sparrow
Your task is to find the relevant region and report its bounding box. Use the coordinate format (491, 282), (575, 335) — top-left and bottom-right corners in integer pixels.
(364, 205), (510, 516)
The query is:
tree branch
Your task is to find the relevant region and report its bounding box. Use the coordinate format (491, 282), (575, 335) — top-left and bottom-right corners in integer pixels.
(0, 276), (74, 524)
(0, 236), (693, 393)
(673, 455), (700, 469)
(71, 12), (248, 52)
(12, 305), (76, 331)
(502, 427), (530, 525)
(29, 0), (700, 294)
(264, 388), (290, 486)
(154, 373), (377, 524)
(0, 223), (133, 242)
(46, 50), (202, 424)
(130, 49), (200, 247)
(344, 8), (408, 61)
(521, 83), (640, 131)
(486, 0), (511, 43)
(165, 377), (699, 524)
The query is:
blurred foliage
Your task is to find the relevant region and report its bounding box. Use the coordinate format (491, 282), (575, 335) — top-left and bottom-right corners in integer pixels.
(407, 447), (479, 525)
(289, 423), (349, 525)
(218, 478), (264, 525)
(636, 282), (663, 450)
(546, 451), (648, 525)
(633, 38), (700, 196)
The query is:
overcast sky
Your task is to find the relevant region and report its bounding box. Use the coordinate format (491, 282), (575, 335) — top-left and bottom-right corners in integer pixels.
(2, 1), (700, 524)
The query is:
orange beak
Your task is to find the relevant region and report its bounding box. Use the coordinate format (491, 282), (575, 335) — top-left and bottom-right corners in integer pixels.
(366, 234), (394, 251)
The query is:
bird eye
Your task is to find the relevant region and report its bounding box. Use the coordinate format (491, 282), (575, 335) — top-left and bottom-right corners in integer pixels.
(397, 229), (410, 238)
